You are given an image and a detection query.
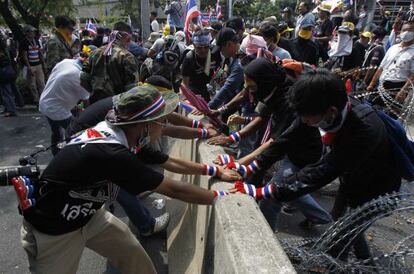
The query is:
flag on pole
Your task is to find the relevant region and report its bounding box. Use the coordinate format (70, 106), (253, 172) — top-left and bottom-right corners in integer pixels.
(184, 0), (201, 40)
(127, 15), (132, 28)
(86, 19), (97, 35)
(216, 0), (222, 19)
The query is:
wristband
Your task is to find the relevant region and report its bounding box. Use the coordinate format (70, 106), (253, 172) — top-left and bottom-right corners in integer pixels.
(197, 128), (209, 139)
(217, 105), (228, 114)
(228, 131), (241, 143)
(192, 120), (203, 128)
(203, 164), (221, 177)
(217, 154), (235, 165)
(213, 190), (229, 198)
(256, 184), (274, 200)
(227, 160), (260, 178)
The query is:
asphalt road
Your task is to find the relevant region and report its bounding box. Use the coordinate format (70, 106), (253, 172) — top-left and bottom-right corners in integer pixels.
(0, 108), (167, 274)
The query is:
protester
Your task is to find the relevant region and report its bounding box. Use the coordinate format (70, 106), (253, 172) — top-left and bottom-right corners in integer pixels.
(314, 3), (334, 62)
(21, 87), (237, 274)
(233, 69), (401, 261)
(290, 17), (320, 66)
(281, 7), (295, 29)
(208, 21), (223, 45)
(295, 1), (315, 38)
(367, 21), (414, 104)
(164, 0), (184, 30)
(361, 28), (385, 86)
(259, 24), (291, 60)
(150, 11), (160, 33)
(39, 47), (94, 155)
(225, 17), (245, 42)
(20, 25), (46, 104)
(80, 29), (93, 48)
(80, 21), (139, 103)
(0, 39), (17, 117)
(182, 29), (222, 102)
(277, 23), (295, 53)
(208, 27), (244, 109)
(45, 15), (75, 73)
(356, 5), (368, 31)
(92, 27), (105, 48)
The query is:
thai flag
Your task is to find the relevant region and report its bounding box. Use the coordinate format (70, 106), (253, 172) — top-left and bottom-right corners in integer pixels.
(216, 0), (222, 19)
(184, 0), (201, 40)
(86, 19), (97, 35)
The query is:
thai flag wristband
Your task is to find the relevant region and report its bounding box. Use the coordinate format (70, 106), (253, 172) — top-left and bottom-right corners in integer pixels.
(197, 128), (209, 139)
(192, 120), (203, 129)
(229, 160), (260, 178)
(213, 190), (229, 198)
(203, 164), (221, 177)
(217, 154), (235, 165)
(228, 131), (241, 143)
(256, 184), (274, 200)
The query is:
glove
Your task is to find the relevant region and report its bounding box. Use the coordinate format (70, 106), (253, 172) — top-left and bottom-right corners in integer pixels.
(213, 190), (230, 198)
(234, 181), (274, 200)
(227, 160), (260, 179)
(12, 176), (36, 210)
(216, 154), (235, 165)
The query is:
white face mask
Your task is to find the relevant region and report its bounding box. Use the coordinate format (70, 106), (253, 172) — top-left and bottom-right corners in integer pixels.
(400, 31), (414, 43)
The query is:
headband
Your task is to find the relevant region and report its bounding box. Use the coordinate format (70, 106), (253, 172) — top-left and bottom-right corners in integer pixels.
(103, 30), (131, 56)
(193, 34), (211, 46)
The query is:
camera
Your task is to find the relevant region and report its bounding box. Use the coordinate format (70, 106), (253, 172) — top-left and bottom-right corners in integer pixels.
(0, 155), (40, 186)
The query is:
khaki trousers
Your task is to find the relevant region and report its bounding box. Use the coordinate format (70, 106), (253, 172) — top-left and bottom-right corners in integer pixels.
(27, 64), (45, 103)
(21, 208), (157, 274)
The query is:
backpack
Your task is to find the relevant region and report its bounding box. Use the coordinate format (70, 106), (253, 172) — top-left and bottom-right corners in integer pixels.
(354, 100), (414, 181)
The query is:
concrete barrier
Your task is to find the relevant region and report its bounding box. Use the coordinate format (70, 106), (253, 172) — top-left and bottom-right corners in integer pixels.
(165, 120), (296, 273)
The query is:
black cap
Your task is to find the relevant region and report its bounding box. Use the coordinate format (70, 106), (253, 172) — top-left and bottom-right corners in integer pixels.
(216, 27), (238, 48)
(225, 17), (244, 32)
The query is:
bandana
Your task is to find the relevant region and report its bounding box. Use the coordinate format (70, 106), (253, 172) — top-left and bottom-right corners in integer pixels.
(103, 30), (131, 56)
(193, 34), (211, 46)
(329, 33), (353, 57)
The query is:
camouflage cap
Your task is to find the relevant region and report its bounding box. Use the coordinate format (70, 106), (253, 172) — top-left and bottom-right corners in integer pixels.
(106, 86), (179, 125)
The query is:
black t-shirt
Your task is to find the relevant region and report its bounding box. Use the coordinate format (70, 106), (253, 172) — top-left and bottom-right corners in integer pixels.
(25, 142), (168, 235)
(290, 38), (320, 66)
(19, 39), (42, 66)
(315, 19), (334, 49)
(362, 43), (385, 67)
(181, 47), (222, 101)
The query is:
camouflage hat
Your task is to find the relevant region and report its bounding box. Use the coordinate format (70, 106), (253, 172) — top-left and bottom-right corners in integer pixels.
(106, 86), (179, 125)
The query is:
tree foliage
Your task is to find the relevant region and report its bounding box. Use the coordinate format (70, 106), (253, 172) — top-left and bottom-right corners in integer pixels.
(0, 0), (78, 43)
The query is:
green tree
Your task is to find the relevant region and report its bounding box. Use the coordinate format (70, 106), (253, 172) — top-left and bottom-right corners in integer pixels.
(0, 0), (79, 43)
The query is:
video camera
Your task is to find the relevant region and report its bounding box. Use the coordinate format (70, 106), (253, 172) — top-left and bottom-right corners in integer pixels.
(0, 155), (40, 186)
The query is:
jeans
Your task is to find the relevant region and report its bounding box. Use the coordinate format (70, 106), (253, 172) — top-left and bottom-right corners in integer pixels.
(0, 82), (16, 114)
(116, 189), (155, 233)
(46, 117), (72, 155)
(260, 158), (333, 230)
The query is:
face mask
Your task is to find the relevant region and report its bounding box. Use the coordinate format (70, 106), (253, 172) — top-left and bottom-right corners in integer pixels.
(298, 29), (312, 40)
(400, 31), (414, 43)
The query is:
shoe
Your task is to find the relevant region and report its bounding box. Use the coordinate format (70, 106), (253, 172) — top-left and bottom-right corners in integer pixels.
(298, 219), (321, 229)
(4, 112), (17, 117)
(280, 204), (297, 215)
(141, 212), (170, 237)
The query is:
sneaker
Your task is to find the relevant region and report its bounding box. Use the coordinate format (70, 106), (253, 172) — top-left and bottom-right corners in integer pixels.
(280, 204), (297, 215)
(141, 212), (170, 237)
(298, 219), (322, 230)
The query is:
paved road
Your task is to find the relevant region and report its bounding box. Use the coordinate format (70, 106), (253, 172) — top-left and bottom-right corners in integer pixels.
(0, 108), (167, 274)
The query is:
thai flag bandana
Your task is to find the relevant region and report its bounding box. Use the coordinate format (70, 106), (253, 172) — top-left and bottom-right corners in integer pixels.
(115, 95), (166, 123)
(103, 30), (132, 56)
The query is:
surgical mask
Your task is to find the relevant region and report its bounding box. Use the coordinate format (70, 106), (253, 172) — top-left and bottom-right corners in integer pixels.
(298, 29), (312, 40)
(400, 31), (414, 43)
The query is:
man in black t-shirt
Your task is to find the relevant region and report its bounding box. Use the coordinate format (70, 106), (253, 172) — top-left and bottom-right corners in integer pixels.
(182, 29), (222, 102)
(20, 88), (239, 274)
(315, 4), (334, 62)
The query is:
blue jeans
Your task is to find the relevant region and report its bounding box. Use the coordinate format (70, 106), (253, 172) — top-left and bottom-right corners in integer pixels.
(0, 83), (16, 114)
(260, 158), (333, 230)
(46, 117), (72, 155)
(116, 189), (155, 234)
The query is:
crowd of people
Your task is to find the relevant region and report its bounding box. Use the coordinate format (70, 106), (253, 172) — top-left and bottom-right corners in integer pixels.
(2, 0), (414, 273)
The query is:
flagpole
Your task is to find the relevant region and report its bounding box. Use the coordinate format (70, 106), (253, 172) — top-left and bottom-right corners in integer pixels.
(229, 0), (233, 18)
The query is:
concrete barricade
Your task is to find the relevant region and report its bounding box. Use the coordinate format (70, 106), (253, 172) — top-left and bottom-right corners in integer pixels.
(165, 134), (296, 273)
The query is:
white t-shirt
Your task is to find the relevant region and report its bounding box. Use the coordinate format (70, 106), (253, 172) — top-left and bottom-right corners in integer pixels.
(39, 59), (90, 121)
(379, 43), (414, 83)
(151, 20), (160, 33)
